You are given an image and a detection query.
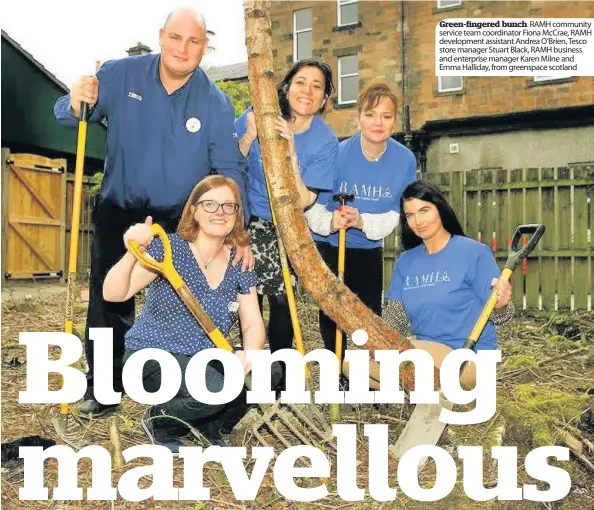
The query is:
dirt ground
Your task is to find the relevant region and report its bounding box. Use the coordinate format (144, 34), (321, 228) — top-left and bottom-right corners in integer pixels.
(1, 287), (593, 509)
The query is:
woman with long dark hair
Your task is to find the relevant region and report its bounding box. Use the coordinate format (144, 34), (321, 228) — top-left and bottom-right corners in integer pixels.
(234, 58), (338, 365)
(380, 181), (515, 386)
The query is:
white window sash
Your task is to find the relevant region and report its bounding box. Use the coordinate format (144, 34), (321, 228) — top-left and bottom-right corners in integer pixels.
(338, 0), (358, 27)
(338, 56), (358, 104)
(437, 0), (462, 9)
(534, 75), (572, 82)
(438, 76), (463, 92)
(293, 10), (312, 62)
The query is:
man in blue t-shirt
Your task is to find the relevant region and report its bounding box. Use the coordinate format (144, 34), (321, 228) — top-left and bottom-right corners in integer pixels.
(54, 8), (252, 418)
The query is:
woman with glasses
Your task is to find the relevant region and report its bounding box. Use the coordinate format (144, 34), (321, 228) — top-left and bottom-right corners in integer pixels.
(234, 58), (338, 370)
(103, 175), (279, 452)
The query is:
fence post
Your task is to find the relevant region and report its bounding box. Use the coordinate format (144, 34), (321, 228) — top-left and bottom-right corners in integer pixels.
(1, 148), (11, 281)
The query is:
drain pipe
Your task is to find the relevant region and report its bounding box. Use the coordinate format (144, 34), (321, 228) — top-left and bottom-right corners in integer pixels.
(401, 1), (412, 150)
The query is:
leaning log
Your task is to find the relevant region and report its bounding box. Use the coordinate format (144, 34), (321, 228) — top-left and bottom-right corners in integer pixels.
(244, 1), (438, 392)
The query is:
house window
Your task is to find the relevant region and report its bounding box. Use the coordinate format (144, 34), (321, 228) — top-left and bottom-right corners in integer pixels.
(293, 9), (312, 62)
(438, 76), (463, 92)
(338, 55), (358, 104)
(338, 0), (358, 26)
(534, 75), (572, 82)
(437, 0), (462, 8)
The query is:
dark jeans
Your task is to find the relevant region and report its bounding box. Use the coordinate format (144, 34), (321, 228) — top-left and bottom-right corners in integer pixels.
(84, 198), (181, 400)
(123, 349), (282, 439)
(316, 241), (383, 359)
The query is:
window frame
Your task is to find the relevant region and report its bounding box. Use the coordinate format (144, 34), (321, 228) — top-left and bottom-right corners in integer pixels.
(293, 8), (313, 62)
(438, 75), (463, 93)
(437, 0), (462, 9)
(337, 0), (359, 27)
(338, 54), (359, 105)
(533, 75), (572, 82)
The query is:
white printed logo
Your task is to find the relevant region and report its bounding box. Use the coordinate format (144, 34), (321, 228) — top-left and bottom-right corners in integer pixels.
(127, 92), (142, 101)
(404, 271), (450, 290)
(186, 117), (201, 133)
(338, 181), (392, 201)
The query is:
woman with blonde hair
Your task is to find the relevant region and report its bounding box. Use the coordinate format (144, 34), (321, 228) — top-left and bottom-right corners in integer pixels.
(103, 175), (278, 452)
(306, 82), (417, 367)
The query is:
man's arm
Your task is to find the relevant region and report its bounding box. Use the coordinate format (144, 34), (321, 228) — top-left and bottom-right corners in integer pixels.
(54, 61), (113, 127)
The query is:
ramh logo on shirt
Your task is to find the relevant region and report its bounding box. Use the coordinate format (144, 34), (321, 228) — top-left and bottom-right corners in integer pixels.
(338, 181), (392, 201)
(127, 92), (143, 101)
(404, 271), (450, 290)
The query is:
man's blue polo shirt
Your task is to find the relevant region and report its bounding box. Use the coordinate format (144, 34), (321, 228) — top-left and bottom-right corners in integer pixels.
(54, 54), (249, 218)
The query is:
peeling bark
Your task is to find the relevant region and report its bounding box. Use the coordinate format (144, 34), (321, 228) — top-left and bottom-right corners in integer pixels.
(244, 1), (438, 392)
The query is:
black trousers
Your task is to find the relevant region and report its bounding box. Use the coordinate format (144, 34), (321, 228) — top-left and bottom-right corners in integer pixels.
(316, 241), (383, 359)
(84, 198), (180, 400)
(123, 349), (283, 439)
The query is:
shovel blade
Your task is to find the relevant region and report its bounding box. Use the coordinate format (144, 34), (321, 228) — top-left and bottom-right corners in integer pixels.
(389, 394), (453, 467)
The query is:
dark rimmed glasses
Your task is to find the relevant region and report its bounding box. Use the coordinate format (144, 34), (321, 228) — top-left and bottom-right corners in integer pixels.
(196, 199), (240, 215)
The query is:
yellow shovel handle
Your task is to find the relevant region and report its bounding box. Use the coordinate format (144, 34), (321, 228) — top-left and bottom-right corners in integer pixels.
(128, 224), (232, 352)
(128, 224), (184, 289)
(467, 267), (513, 342)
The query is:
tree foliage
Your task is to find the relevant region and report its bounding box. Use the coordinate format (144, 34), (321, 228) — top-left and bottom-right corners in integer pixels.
(217, 80), (252, 117)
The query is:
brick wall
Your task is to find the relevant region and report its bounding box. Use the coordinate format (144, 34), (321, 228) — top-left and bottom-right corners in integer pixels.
(270, 1), (594, 136)
(408, 0), (594, 131)
(270, 0), (403, 138)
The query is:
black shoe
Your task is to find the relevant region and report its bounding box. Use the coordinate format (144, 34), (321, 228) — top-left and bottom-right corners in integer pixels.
(77, 399), (120, 420)
(142, 409), (184, 454)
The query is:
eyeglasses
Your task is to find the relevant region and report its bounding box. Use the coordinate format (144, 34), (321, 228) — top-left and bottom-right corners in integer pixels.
(196, 199), (240, 215)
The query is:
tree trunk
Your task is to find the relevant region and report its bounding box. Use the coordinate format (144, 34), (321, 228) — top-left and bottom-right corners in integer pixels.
(244, 1), (438, 392)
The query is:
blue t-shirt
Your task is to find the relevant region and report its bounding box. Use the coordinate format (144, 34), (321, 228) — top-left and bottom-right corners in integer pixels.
(386, 235), (501, 350)
(314, 133), (417, 249)
(125, 234), (258, 356)
(234, 109), (338, 221)
(54, 54), (249, 217)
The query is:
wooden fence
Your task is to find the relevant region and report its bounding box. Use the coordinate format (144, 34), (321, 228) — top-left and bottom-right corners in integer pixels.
(383, 166), (594, 311)
(5, 150), (592, 311)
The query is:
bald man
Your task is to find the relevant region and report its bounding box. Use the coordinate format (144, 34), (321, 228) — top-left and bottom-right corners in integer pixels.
(54, 8), (253, 419)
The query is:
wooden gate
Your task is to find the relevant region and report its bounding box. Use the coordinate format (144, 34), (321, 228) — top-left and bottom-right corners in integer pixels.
(1, 150), (67, 279)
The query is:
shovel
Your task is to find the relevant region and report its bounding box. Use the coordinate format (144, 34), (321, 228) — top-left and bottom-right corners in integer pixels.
(389, 224), (546, 465)
(53, 97), (92, 447)
(128, 224), (334, 450)
(329, 192), (354, 424)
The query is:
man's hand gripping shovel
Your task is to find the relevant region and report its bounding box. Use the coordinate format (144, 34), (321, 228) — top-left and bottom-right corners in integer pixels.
(389, 224), (545, 467)
(129, 224), (334, 451)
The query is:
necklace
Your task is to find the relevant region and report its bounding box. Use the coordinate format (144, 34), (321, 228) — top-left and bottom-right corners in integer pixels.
(194, 239), (225, 270)
(360, 136), (387, 162)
